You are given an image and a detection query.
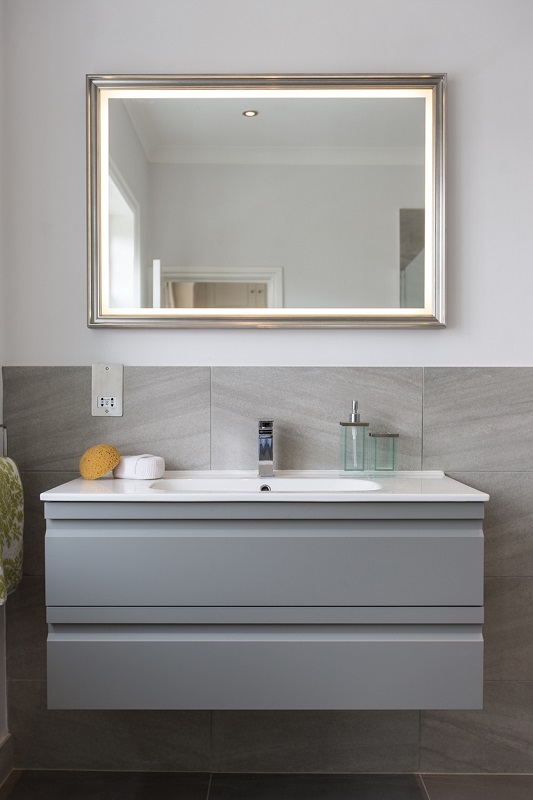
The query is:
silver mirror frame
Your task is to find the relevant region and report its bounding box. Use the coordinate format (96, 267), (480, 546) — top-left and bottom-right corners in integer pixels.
(88, 73), (445, 328)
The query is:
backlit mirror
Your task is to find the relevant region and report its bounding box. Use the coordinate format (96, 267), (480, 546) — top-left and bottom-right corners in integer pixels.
(88, 74), (445, 327)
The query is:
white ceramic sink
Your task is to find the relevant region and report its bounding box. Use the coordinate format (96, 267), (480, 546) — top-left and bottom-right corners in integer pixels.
(148, 476), (381, 494)
(40, 471), (491, 503)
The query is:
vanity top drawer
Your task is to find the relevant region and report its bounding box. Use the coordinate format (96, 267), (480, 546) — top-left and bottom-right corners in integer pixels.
(45, 517), (483, 608)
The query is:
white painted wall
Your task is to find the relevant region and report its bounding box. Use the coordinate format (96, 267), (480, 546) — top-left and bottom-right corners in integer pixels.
(0, 0), (5, 416)
(151, 163), (424, 308)
(0, 1), (7, 741)
(1, 0), (533, 366)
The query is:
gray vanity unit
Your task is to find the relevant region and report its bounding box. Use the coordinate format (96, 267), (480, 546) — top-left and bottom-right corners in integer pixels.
(42, 472), (488, 710)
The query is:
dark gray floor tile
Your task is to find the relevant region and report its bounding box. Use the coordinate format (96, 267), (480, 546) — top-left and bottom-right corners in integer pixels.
(0, 770), (210, 799)
(0, 771), (19, 800)
(8, 681), (210, 771)
(212, 711), (420, 773)
(20, 471), (77, 577)
(6, 577), (46, 681)
(422, 774), (533, 800)
(209, 774), (427, 800)
(3, 366), (210, 471)
(449, 472), (533, 577)
(420, 681), (533, 772)
(484, 578), (533, 680)
(423, 368), (533, 471)
(211, 367), (422, 471)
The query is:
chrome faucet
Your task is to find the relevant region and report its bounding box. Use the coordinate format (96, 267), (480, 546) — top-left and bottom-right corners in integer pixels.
(258, 419), (274, 477)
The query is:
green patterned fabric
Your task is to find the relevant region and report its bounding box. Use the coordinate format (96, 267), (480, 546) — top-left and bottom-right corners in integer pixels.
(0, 457), (24, 602)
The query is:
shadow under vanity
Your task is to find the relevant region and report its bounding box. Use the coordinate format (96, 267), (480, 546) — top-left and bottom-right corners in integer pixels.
(42, 471), (487, 711)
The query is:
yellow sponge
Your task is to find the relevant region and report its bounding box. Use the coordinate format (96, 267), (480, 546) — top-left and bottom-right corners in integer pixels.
(79, 444), (120, 480)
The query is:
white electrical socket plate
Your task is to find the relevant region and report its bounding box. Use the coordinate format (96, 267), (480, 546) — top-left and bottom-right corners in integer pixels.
(92, 363), (123, 417)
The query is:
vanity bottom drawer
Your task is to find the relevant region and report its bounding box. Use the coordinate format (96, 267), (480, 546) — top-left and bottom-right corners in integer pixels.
(47, 623), (483, 710)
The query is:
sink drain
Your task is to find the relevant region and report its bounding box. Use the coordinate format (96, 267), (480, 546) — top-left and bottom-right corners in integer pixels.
(259, 484), (272, 492)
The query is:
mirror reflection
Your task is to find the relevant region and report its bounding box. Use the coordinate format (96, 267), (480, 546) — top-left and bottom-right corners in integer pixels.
(89, 75), (445, 327)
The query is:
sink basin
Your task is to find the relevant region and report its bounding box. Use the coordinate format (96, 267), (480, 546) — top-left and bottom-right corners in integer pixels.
(149, 476), (381, 494)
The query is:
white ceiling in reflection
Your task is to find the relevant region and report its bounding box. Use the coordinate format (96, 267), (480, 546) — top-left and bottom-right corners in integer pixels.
(119, 97), (426, 165)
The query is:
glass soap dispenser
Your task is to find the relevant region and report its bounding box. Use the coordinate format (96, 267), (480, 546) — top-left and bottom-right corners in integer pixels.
(340, 401), (369, 471)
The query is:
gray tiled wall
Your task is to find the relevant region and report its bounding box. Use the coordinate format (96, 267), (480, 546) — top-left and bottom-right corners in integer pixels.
(2, 366), (533, 772)
(420, 368), (533, 773)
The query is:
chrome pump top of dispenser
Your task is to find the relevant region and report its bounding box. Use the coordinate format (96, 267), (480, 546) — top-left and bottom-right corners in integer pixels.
(340, 400), (367, 427)
(340, 400), (369, 471)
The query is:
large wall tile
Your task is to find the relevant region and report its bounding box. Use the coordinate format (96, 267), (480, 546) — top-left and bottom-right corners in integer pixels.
(8, 681), (211, 771)
(211, 368), (422, 471)
(212, 710), (420, 773)
(3, 367), (89, 470)
(421, 681), (533, 772)
(449, 472), (533, 577)
(119, 367), (210, 470)
(483, 578), (533, 681)
(21, 471), (77, 577)
(6, 577), (46, 682)
(3, 367), (211, 471)
(423, 368), (533, 471)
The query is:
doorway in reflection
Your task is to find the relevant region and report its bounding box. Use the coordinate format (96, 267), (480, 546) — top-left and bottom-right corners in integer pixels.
(163, 280), (268, 308)
(399, 208), (425, 308)
(108, 174), (140, 308)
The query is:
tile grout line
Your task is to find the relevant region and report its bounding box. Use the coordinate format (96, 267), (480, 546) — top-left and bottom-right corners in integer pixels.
(209, 709), (213, 778)
(417, 709), (421, 773)
(418, 773), (432, 800)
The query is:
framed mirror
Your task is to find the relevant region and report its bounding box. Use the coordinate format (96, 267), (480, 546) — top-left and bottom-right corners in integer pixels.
(87, 74), (445, 328)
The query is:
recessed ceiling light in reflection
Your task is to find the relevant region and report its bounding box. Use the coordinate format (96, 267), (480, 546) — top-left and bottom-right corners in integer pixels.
(242, 109), (259, 117)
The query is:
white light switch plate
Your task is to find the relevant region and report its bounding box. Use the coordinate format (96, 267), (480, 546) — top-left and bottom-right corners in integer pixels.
(92, 364), (123, 416)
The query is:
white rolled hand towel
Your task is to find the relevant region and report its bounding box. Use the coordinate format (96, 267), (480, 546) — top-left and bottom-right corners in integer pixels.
(113, 454), (165, 480)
